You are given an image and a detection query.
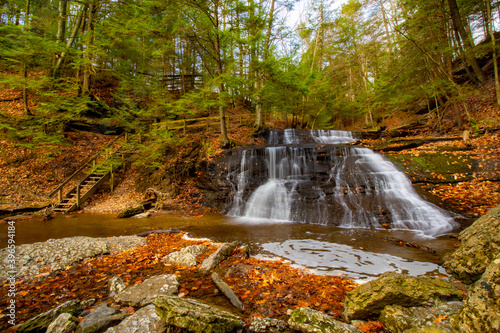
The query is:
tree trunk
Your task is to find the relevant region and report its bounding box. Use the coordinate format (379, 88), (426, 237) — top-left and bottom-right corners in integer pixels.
(82, 1), (96, 95)
(23, 0), (31, 116)
(52, 3), (88, 77)
(486, 0), (500, 105)
(448, 0), (486, 84)
(213, 0), (229, 147)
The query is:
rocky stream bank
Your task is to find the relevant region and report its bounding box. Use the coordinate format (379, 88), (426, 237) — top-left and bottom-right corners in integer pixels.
(1, 204), (499, 333)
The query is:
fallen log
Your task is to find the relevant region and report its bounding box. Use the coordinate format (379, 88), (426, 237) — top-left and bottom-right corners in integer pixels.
(211, 272), (243, 311)
(136, 228), (182, 237)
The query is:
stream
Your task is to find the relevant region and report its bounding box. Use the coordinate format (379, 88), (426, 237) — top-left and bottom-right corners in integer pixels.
(1, 130), (462, 281)
(0, 212), (459, 282)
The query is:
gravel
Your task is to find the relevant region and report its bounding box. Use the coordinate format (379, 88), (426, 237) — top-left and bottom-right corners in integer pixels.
(0, 235), (146, 281)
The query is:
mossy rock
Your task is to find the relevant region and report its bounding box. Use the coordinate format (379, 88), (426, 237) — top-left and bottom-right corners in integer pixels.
(288, 307), (361, 333)
(17, 299), (81, 333)
(343, 273), (462, 321)
(154, 295), (244, 333)
(117, 204), (145, 218)
(443, 204), (500, 284)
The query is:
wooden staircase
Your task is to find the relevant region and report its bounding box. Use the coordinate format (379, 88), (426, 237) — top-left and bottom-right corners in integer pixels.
(49, 134), (131, 213)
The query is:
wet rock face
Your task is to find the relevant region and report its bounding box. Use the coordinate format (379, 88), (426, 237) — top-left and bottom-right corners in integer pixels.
(454, 257), (500, 332)
(443, 205), (500, 284)
(343, 272), (463, 321)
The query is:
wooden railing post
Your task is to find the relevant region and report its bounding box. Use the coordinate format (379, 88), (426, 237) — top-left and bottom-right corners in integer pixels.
(58, 188), (63, 203)
(76, 184), (80, 209)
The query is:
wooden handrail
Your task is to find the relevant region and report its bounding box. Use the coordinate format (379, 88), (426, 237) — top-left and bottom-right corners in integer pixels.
(48, 132), (125, 198)
(152, 116), (220, 127)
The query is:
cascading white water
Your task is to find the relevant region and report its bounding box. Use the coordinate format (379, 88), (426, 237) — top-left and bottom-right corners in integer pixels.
(227, 129), (458, 237)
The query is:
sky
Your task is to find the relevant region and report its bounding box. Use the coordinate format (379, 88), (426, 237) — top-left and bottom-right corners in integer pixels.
(286, 0), (350, 29)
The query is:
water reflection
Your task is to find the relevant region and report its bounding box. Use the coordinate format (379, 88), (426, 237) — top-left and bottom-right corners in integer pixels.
(0, 213), (458, 280)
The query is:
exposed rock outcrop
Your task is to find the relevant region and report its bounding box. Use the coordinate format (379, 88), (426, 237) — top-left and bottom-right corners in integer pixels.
(443, 205), (500, 284)
(453, 257), (500, 332)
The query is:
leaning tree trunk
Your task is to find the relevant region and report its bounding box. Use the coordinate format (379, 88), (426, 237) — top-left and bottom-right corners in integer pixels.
(448, 0), (486, 84)
(52, 3), (88, 78)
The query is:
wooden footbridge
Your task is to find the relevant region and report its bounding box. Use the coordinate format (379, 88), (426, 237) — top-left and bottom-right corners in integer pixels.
(48, 133), (134, 213)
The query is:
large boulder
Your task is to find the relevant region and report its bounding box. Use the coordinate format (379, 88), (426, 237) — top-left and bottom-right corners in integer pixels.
(288, 307), (361, 333)
(104, 304), (166, 333)
(162, 244), (208, 267)
(379, 302), (463, 333)
(154, 295), (244, 333)
(443, 205), (500, 284)
(17, 299), (81, 333)
(114, 274), (179, 307)
(453, 257), (500, 332)
(343, 272), (462, 321)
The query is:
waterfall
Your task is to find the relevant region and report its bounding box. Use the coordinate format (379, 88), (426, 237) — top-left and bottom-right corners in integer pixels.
(227, 129), (457, 237)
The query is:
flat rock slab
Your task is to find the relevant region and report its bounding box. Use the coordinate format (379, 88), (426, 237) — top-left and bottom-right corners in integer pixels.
(443, 204), (500, 284)
(17, 299), (81, 333)
(76, 304), (128, 333)
(46, 313), (78, 333)
(343, 272), (463, 321)
(288, 307), (362, 333)
(105, 304), (166, 333)
(162, 244), (208, 267)
(155, 295), (244, 333)
(114, 274), (179, 307)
